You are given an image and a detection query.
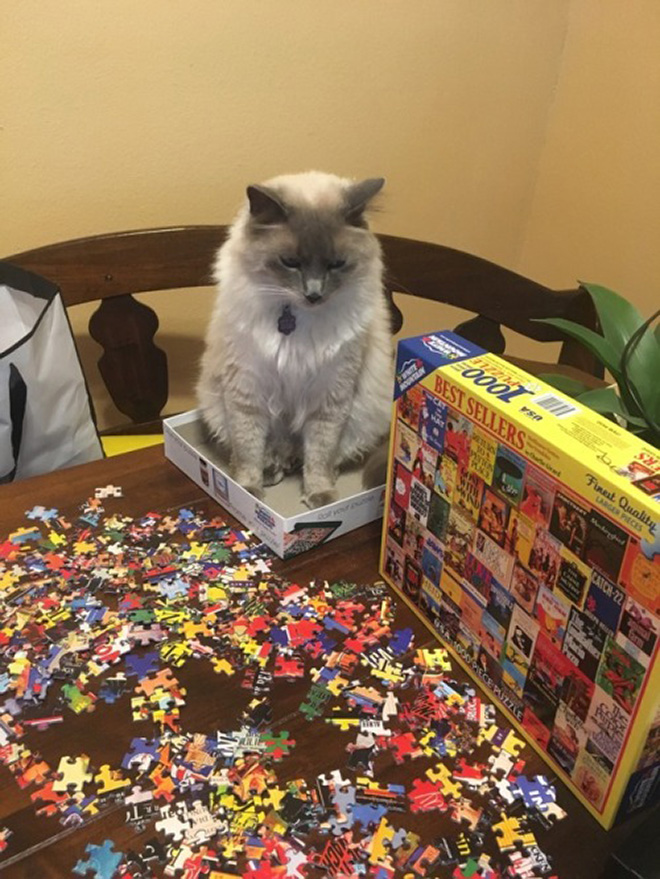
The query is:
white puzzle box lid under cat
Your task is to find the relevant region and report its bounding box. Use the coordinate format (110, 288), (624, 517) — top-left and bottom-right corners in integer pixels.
(163, 410), (386, 559)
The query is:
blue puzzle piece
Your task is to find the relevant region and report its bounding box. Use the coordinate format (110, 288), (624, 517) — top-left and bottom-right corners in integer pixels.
(9, 527), (41, 544)
(269, 627), (289, 647)
(158, 577), (188, 600)
(73, 839), (122, 879)
(513, 775), (556, 811)
(332, 784), (356, 822)
(124, 651), (159, 679)
(283, 603), (308, 618)
(70, 596), (102, 610)
(82, 607), (107, 625)
(25, 505), (59, 521)
(316, 631), (337, 653)
(22, 553), (48, 573)
(98, 677), (126, 704)
(388, 627), (414, 656)
(352, 802), (387, 828)
(323, 614), (350, 634)
(121, 737), (160, 771)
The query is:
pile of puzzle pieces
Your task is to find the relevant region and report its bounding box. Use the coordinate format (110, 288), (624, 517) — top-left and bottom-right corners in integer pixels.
(0, 488), (566, 878)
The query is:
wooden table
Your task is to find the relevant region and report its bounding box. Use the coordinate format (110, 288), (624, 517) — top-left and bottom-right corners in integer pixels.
(0, 446), (646, 878)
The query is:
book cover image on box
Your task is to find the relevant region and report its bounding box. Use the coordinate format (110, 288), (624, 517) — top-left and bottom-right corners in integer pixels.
(379, 331), (659, 828)
(164, 411), (384, 559)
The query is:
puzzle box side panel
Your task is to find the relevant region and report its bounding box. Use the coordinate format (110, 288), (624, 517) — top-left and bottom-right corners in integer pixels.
(380, 334), (660, 828)
(163, 414), (285, 557)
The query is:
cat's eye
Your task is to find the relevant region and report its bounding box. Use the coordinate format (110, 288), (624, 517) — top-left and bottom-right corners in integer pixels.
(279, 256), (301, 269)
(328, 259), (346, 270)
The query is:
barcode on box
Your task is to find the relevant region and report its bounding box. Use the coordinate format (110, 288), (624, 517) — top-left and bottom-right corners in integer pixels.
(531, 392), (579, 418)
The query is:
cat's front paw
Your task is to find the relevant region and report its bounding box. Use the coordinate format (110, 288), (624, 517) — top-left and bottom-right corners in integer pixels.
(233, 466), (264, 499)
(303, 488), (339, 509)
(263, 463), (284, 487)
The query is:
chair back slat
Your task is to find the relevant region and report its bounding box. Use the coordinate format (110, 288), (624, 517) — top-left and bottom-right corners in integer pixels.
(7, 226), (227, 305)
(379, 234), (599, 374)
(4, 226), (602, 431)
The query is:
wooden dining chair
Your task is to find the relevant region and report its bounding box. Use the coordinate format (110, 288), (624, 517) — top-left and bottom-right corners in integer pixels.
(4, 226), (600, 442)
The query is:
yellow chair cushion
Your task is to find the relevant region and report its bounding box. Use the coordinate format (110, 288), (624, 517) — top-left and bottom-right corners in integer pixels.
(101, 435), (164, 457)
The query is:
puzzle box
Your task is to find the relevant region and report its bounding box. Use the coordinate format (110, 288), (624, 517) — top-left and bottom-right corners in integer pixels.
(379, 331), (659, 828)
(164, 410), (385, 559)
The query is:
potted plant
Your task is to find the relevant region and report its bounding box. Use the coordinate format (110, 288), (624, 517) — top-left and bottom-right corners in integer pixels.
(536, 283), (660, 449)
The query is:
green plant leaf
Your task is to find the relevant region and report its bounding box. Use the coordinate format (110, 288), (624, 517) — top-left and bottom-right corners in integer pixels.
(578, 282), (644, 355)
(620, 334), (660, 427)
(537, 289), (660, 429)
(623, 418), (656, 441)
(580, 283), (660, 425)
(534, 317), (622, 378)
(537, 374), (590, 397)
(623, 414), (654, 429)
(622, 357), (660, 427)
(576, 387), (627, 416)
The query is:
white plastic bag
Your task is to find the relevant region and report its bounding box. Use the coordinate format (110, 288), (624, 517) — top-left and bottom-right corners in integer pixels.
(0, 263), (103, 482)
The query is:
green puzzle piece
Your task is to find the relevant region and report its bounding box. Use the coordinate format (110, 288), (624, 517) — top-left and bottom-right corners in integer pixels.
(261, 730), (295, 760)
(299, 683), (332, 720)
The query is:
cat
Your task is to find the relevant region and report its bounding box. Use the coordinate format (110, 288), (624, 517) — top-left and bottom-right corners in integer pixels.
(197, 170), (393, 508)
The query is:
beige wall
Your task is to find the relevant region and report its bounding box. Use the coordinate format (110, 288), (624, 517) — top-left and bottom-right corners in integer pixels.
(518, 0), (660, 310)
(3, 2), (658, 429)
(3, 1), (567, 257)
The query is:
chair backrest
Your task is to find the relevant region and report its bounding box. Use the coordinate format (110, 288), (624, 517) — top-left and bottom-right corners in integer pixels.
(4, 226), (600, 432)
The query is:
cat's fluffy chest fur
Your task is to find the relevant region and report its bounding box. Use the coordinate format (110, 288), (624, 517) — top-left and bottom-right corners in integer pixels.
(197, 171), (393, 507)
(219, 259), (379, 426)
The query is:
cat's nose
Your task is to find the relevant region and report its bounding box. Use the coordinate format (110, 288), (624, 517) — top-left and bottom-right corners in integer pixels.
(304, 278), (324, 303)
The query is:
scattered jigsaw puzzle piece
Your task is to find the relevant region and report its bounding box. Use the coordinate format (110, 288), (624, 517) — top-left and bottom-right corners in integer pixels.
(94, 485), (123, 499)
(408, 778), (449, 813)
(492, 811), (537, 852)
(260, 731), (295, 761)
(73, 839), (123, 878)
(94, 764), (131, 795)
(25, 506), (59, 522)
(53, 754), (93, 792)
(0, 825), (12, 853)
(426, 761), (463, 800)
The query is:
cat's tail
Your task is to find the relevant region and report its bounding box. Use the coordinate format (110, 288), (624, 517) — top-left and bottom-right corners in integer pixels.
(361, 439), (390, 490)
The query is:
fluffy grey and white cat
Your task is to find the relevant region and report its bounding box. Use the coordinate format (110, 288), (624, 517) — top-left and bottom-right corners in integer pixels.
(197, 171), (393, 507)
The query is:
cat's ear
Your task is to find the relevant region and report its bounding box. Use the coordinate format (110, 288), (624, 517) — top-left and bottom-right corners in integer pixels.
(246, 185), (288, 225)
(344, 177), (385, 227)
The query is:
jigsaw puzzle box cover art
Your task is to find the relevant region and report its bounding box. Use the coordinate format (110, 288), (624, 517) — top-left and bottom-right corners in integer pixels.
(379, 331), (660, 828)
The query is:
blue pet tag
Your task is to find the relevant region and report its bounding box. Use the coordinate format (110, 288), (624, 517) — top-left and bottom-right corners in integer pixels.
(278, 305), (296, 335)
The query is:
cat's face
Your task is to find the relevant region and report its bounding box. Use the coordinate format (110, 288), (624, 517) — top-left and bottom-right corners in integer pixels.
(240, 175), (384, 308)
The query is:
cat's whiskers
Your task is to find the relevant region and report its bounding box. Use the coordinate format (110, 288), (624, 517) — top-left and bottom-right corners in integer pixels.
(255, 285), (293, 305)
(255, 283), (287, 293)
